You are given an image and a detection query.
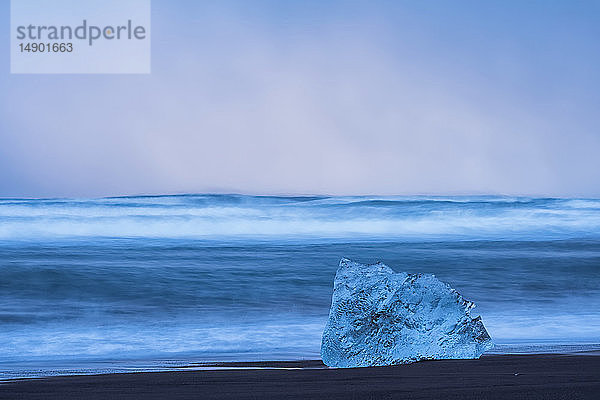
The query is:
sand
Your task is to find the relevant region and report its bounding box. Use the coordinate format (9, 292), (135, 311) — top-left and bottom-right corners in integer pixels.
(1, 354), (599, 399)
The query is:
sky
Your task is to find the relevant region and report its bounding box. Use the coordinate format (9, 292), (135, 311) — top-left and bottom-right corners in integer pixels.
(1, 0), (599, 198)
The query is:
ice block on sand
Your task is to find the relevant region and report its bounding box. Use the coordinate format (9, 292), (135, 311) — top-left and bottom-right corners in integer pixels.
(321, 259), (493, 367)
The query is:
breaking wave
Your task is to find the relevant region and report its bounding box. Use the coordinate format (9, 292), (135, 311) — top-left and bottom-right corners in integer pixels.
(1, 195), (600, 241)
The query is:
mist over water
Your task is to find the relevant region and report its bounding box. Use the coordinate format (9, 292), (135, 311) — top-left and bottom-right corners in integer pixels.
(1, 195), (599, 378)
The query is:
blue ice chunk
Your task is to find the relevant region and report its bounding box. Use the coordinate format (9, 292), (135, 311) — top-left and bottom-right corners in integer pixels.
(321, 259), (493, 367)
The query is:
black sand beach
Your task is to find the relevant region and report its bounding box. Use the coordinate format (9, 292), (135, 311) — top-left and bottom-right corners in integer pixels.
(1, 354), (599, 399)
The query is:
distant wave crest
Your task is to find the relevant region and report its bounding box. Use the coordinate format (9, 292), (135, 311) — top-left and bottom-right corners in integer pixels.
(1, 195), (599, 241)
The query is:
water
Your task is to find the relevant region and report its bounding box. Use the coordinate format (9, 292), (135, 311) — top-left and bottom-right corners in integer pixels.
(1, 195), (599, 378)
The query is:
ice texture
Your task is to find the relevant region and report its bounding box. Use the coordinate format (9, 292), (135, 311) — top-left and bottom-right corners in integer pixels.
(321, 259), (493, 367)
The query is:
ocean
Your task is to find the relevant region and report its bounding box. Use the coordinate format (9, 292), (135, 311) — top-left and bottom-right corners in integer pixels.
(1, 195), (599, 378)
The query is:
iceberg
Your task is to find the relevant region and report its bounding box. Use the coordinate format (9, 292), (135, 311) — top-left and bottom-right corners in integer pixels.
(321, 259), (493, 367)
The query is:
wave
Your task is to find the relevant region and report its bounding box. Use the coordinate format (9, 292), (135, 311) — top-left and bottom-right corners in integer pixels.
(0, 195), (599, 241)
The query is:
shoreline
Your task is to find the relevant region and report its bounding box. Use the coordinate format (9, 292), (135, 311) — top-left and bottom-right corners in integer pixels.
(0, 343), (600, 383)
(2, 349), (600, 381)
(2, 354), (599, 399)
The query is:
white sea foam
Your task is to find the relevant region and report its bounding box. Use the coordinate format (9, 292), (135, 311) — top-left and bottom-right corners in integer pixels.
(0, 195), (599, 240)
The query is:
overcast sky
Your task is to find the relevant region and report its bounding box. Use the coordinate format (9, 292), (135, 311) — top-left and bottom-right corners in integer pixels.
(1, 0), (599, 198)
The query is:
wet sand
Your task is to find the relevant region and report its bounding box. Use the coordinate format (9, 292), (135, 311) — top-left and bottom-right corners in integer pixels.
(1, 354), (599, 399)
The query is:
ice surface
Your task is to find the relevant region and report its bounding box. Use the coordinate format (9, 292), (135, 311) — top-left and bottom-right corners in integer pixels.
(321, 259), (493, 367)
